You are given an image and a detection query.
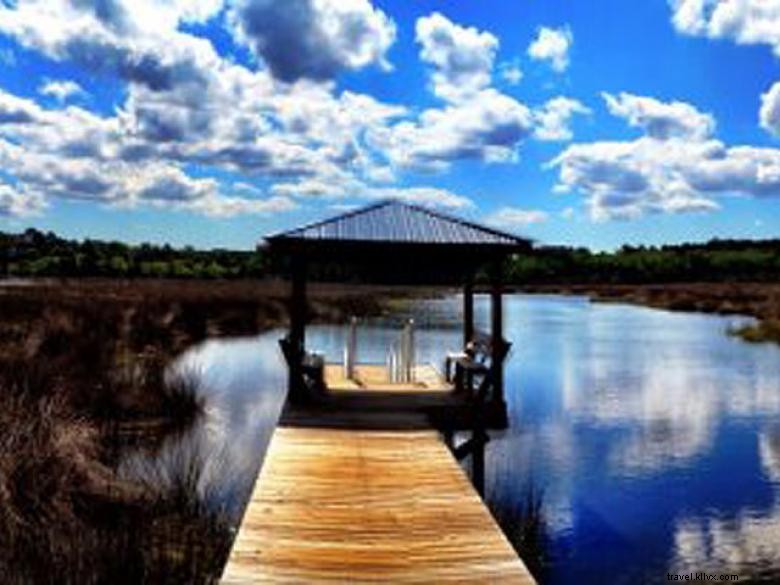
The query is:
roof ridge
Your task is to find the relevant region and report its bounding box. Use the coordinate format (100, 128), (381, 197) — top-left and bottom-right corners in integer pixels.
(267, 199), (395, 239)
(265, 198), (530, 247)
(403, 202), (528, 245)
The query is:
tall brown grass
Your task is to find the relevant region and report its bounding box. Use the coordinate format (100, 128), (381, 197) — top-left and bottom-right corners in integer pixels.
(0, 279), (394, 583)
(0, 360), (230, 584)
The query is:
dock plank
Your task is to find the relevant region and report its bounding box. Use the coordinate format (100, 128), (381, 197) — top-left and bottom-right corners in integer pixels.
(221, 427), (535, 584)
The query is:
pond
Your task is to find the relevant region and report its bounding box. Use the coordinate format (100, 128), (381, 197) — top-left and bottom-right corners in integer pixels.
(143, 294), (780, 584)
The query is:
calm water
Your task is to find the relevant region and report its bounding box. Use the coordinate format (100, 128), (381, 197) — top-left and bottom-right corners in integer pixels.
(143, 294), (780, 584)
(119, 335), (288, 524)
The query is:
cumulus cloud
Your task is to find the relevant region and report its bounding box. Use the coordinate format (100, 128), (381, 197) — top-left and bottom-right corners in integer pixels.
(533, 96), (591, 141)
(374, 89), (533, 170)
(551, 92), (780, 220)
(188, 193), (298, 218)
(669, 0), (780, 56)
(498, 60), (523, 86)
(0, 87), (303, 216)
(760, 81), (780, 137)
(486, 207), (549, 227)
(0, 0), (222, 91)
(377, 14), (540, 170)
(603, 92), (716, 140)
(228, 0), (396, 82)
(365, 186), (473, 208)
(527, 26), (573, 72)
(0, 89), (40, 124)
(0, 182), (45, 217)
(415, 12), (498, 102)
(271, 174), (474, 209)
(0, 1), (553, 219)
(39, 79), (85, 101)
(131, 166), (217, 202)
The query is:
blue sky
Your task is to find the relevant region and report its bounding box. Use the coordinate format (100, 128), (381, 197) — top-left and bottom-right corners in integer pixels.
(0, 0), (778, 250)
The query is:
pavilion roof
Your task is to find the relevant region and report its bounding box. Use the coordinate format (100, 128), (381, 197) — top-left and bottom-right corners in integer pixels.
(266, 200), (530, 249)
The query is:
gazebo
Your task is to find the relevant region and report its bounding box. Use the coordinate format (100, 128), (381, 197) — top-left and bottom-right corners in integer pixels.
(265, 199), (531, 436)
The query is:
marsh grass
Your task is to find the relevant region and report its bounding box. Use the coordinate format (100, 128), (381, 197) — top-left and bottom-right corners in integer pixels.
(489, 483), (550, 581)
(729, 319), (780, 344)
(0, 279), (400, 583)
(0, 363), (230, 584)
(0, 324), (224, 583)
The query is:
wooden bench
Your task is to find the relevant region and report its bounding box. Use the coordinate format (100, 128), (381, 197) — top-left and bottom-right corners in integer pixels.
(445, 331), (501, 387)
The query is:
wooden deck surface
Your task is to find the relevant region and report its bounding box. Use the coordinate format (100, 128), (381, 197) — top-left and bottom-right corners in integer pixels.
(221, 427), (535, 584)
(324, 363), (452, 393)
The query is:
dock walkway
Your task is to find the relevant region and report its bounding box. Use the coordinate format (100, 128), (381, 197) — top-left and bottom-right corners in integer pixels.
(221, 427), (534, 584)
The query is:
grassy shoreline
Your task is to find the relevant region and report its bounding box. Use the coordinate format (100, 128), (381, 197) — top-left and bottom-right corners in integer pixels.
(518, 282), (780, 344)
(0, 278), (398, 583)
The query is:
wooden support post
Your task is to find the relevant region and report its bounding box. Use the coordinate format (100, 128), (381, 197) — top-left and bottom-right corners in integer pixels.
(442, 429), (454, 451)
(288, 255), (307, 403)
(463, 279), (474, 347)
(471, 430), (485, 497)
(490, 263), (504, 407)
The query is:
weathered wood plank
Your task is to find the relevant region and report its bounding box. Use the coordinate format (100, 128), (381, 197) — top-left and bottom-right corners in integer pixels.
(221, 427), (535, 584)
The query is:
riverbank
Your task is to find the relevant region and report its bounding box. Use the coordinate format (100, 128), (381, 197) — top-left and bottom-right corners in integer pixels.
(520, 282), (780, 343)
(0, 278), (399, 584)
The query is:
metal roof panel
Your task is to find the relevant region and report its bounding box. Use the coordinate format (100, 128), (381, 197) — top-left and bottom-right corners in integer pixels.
(267, 200), (528, 247)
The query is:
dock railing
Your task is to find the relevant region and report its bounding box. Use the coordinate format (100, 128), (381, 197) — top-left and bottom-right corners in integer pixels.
(388, 319), (415, 383)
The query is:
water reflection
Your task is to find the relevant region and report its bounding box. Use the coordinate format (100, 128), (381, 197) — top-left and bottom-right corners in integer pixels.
(124, 295), (780, 584)
(119, 332), (287, 524)
(304, 295), (780, 584)
(667, 429), (780, 579)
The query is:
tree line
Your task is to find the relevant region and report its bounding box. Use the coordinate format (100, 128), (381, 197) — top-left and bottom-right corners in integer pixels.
(506, 240), (780, 284)
(0, 229), (267, 279)
(2, 228), (780, 283)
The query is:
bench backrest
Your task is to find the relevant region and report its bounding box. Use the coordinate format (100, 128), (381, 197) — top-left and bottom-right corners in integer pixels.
(467, 330), (499, 365)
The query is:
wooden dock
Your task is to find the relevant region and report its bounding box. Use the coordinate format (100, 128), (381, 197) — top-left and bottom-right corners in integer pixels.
(238, 199), (531, 582)
(221, 426), (535, 584)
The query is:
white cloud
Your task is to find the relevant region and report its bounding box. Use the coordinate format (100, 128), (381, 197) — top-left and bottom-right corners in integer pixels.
(130, 165), (217, 202)
(0, 89), (41, 124)
(527, 26), (573, 72)
(533, 96), (591, 141)
(669, 0), (780, 56)
(0, 0), (223, 91)
(366, 186), (473, 208)
(391, 14), (541, 169)
(0, 1), (399, 218)
(0, 0), (566, 221)
(760, 81), (780, 136)
(498, 60), (523, 86)
(0, 182), (45, 217)
(415, 12), (498, 102)
(188, 193), (298, 218)
(551, 93), (780, 221)
(0, 54), (408, 217)
(39, 79), (85, 101)
(486, 207), (549, 227)
(228, 0), (396, 82)
(375, 89), (533, 170)
(603, 92), (716, 139)
(271, 174), (474, 209)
